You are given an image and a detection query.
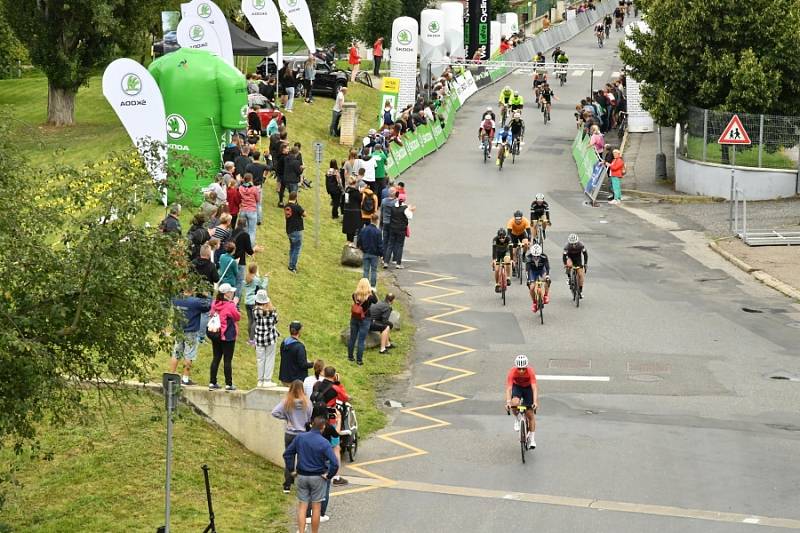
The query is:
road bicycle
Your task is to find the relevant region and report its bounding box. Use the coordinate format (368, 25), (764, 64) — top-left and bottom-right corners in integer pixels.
(513, 243), (528, 285)
(481, 131), (491, 163)
(616, 111), (628, 140)
(532, 219), (547, 245)
(596, 31), (604, 48)
(511, 136), (521, 164)
(507, 404), (534, 463)
(530, 278), (546, 324)
(557, 69), (567, 87)
(497, 258), (511, 305)
(604, 24), (611, 38)
(500, 104), (508, 128)
(497, 142), (508, 171)
(567, 265), (583, 308)
(541, 101), (551, 125)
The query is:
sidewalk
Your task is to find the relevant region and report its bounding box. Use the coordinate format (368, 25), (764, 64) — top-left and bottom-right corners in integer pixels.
(620, 128), (676, 196)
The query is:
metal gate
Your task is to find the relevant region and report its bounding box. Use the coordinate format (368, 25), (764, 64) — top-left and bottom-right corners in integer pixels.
(733, 187), (800, 246)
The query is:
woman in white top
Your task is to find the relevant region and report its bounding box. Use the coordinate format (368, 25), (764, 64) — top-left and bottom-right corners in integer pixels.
(303, 359), (325, 398)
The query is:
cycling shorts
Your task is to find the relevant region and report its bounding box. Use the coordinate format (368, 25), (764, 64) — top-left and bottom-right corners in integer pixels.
(511, 384), (534, 407)
(565, 255), (584, 267)
(494, 249), (510, 263)
(527, 269), (547, 284)
(509, 233), (528, 245)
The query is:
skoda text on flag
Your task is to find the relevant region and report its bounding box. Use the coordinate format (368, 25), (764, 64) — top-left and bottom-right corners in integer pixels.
(420, 9), (446, 82)
(102, 58), (168, 186)
(467, 0), (490, 59)
(242, 0), (283, 68)
(277, 0), (315, 54)
(180, 0), (235, 66)
(390, 17), (420, 111)
(440, 2), (465, 60)
(176, 18), (224, 58)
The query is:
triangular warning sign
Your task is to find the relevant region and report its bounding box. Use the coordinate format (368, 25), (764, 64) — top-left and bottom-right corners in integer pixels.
(718, 115), (752, 145)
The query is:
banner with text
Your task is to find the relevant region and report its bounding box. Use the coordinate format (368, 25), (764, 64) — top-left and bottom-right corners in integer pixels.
(390, 17), (420, 110)
(242, 0), (283, 70)
(467, 0), (490, 59)
(180, 0), (234, 65)
(176, 18), (223, 58)
(277, 0), (315, 53)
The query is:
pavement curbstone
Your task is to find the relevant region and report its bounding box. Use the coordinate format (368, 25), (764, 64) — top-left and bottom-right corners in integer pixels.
(623, 189), (725, 204)
(708, 241), (757, 273)
(708, 241), (800, 301)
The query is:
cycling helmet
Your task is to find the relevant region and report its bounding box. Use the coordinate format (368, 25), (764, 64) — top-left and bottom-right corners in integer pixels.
(535, 193), (545, 201)
(514, 91), (520, 96)
(513, 112), (521, 119)
(514, 354), (529, 368)
(514, 209), (523, 219)
(568, 233), (579, 244)
(486, 106), (492, 111)
(497, 228), (506, 238)
(531, 244), (542, 256)
(504, 85), (511, 91)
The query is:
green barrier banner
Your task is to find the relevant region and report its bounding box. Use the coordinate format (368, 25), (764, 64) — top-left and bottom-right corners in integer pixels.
(489, 51), (511, 82)
(404, 130), (423, 164)
(392, 142), (412, 175)
(385, 149), (399, 179)
(417, 124), (437, 156)
(431, 121), (446, 148)
(571, 131), (598, 188)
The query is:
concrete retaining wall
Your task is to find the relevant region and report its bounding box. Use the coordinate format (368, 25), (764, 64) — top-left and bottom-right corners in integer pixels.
(675, 156), (798, 200)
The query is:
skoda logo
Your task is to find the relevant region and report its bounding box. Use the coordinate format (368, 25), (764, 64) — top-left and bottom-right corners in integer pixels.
(397, 30), (412, 46)
(252, 0), (266, 8)
(121, 73), (142, 96)
(428, 21), (440, 34)
(197, 3), (212, 17)
(166, 114), (188, 140)
(287, 0), (298, 6)
(190, 25), (205, 41)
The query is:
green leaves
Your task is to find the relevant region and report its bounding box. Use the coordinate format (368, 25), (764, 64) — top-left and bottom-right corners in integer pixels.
(357, 0), (402, 48)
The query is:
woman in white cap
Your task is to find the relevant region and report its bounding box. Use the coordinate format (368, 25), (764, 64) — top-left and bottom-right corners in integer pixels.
(207, 283), (241, 391)
(253, 289), (279, 387)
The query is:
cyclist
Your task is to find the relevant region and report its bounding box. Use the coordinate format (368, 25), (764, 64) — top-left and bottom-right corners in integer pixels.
(594, 21), (605, 46)
(525, 244), (551, 312)
(529, 193), (550, 239)
(478, 113), (496, 152)
(613, 4), (625, 30)
(492, 228), (512, 293)
(555, 51), (569, 85)
(498, 85), (513, 122)
(483, 106), (496, 122)
(562, 233), (588, 297)
(505, 354), (538, 449)
(509, 91), (524, 112)
(551, 46), (563, 62)
(496, 125), (512, 166)
(539, 82), (556, 117)
(506, 210), (531, 265)
(532, 71), (548, 102)
(509, 112), (525, 145)
(603, 13), (612, 37)
(534, 51), (546, 66)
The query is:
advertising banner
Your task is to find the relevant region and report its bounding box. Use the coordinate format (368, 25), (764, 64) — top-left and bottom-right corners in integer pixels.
(389, 17), (420, 110)
(176, 18), (223, 58)
(403, 130), (423, 164)
(242, 0), (283, 70)
(420, 9), (446, 83)
(584, 160), (607, 202)
(441, 2), (464, 59)
(102, 58), (167, 184)
(430, 120), (445, 148)
(392, 142), (411, 175)
(466, 0), (490, 60)
(378, 77), (401, 127)
(454, 70), (478, 104)
(180, 1), (234, 66)
(384, 149), (399, 178)
(277, 0), (316, 53)
(490, 20), (501, 56)
(417, 123), (437, 156)
(498, 12), (519, 37)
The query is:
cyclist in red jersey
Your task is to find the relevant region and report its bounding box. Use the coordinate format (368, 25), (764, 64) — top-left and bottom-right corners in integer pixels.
(505, 354), (539, 448)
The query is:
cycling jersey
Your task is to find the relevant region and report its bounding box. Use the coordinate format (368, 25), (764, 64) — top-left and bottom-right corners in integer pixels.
(526, 253), (550, 282)
(532, 75), (546, 88)
(556, 55), (569, 64)
(604, 15), (612, 26)
(506, 217), (531, 237)
(492, 236), (511, 261)
(507, 367), (537, 388)
(562, 242), (588, 267)
(481, 118), (495, 132)
(499, 90), (513, 104)
(509, 119), (524, 136)
(530, 200), (550, 223)
(540, 88), (554, 103)
(510, 95), (524, 107)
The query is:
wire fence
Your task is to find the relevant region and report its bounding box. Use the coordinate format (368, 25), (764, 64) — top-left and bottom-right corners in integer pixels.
(679, 106), (800, 170)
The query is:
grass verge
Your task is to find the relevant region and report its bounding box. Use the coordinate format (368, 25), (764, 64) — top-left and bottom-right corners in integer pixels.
(685, 135), (796, 169)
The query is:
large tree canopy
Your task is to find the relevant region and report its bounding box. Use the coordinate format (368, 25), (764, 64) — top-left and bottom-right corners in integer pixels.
(358, 0), (402, 51)
(620, 0), (800, 125)
(3, 0), (165, 126)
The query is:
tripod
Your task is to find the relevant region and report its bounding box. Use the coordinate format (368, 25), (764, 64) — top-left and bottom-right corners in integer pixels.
(202, 464), (217, 533)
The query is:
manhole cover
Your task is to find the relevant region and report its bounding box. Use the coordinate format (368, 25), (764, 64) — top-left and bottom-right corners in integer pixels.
(765, 371), (800, 382)
(627, 362), (671, 374)
(742, 307), (764, 313)
(628, 374), (663, 382)
(631, 245), (660, 251)
(548, 358), (592, 370)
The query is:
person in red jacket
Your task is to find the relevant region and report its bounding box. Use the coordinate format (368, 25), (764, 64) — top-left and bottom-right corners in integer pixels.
(312, 366), (350, 486)
(208, 283), (241, 391)
(372, 37), (384, 77)
(499, 37), (511, 54)
(348, 41), (360, 82)
(226, 178), (241, 228)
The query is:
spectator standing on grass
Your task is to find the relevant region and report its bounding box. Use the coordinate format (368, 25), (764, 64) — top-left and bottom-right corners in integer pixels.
(304, 359), (325, 398)
(254, 290), (279, 387)
(373, 37), (384, 76)
(358, 214), (383, 288)
(284, 191), (306, 273)
(348, 41), (360, 82)
(303, 55), (316, 103)
(325, 160), (344, 219)
(342, 177), (362, 246)
(372, 145), (388, 198)
(212, 213), (234, 256)
(200, 192), (218, 219)
(275, 142), (290, 208)
(192, 244), (219, 289)
(187, 213), (211, 260)
(347, 278), (378, 365)
(283, 146), (304, 200)
(606, 149), (626, 204)
(218, 242), (238, 288)
(281, 62), (297, 113)
(243, 263), (267, 343)
(170, 288), (211, 385)
(380, 185), (396, 247)
(383, 193), (415, 269)
(368, 293), (395, 354)
(235, 144), (252, 180)
(226, 179), (241, 228)
(208, 283), (241, 391)
(238, 173), (261, 248)
(223, 135), (241, 163)
(246, 152), (268, 225)
(283, 412), (338, 533)
(279, 321), (312, 384)
(160, 204), (182, 235)
(343, 149), (358, 181)
(330, 87), (346, 137)
(273, 380), (313, 491)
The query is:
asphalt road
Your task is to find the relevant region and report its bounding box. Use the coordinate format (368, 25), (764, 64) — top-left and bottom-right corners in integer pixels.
(332, 23), (800, 533)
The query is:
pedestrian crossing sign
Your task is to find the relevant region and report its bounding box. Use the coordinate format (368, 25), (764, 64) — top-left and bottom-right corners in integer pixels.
(718, 114), (751, 145)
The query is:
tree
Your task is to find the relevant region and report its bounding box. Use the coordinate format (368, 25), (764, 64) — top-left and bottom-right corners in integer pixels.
(3, 0), (166, 126)
(0, 5), (26, 79)
(358, 0), (402, 49)
(317, 0), (356, 51)
(491, 0), (512, 17)
(0, 118), (188, 462)
(400, 0), (430, 22)
(620, 0), (800, 125)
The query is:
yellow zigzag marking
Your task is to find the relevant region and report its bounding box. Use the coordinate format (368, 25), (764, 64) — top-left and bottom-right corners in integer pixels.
(335, 270), (477, 497)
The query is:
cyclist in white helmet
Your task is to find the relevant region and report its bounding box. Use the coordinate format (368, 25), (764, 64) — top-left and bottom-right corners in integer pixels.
(563, 233), (588, 297)
(505, 354), (538, 448)
(525, 244), (551, 313)
(530, 193), (551, 240)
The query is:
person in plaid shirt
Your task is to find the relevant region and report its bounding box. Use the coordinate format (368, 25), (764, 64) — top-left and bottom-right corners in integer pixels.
(253, 290), (280, 387)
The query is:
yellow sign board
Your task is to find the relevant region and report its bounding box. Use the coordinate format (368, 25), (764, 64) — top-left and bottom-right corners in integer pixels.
(380, 77), (401, 94)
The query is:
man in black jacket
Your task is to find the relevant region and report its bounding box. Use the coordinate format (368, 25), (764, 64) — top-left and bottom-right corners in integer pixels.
(357, 214), (382, 287)
(279, 321), (312, 384)
(245, 151), (269, 225)
(383, 193), (415, 269)
(281, 147), (304, 204)
(368, 293), (395, 354)
(191, 244), (219, 290)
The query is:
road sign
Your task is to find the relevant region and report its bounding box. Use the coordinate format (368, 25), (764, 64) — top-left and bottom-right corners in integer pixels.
(718, 115), (751, 145)
(313, 141), (324, 163)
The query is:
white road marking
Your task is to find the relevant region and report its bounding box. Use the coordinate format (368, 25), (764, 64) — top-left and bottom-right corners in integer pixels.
(571, 69), (585, 77)
(537, 375), (611, 382)
(611, 71), (621, 78)
(593, 71), (604, 77)
(743, 518), (761, 524)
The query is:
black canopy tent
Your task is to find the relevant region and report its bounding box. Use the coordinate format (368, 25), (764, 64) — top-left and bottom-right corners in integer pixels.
(227, 20), (278, 56)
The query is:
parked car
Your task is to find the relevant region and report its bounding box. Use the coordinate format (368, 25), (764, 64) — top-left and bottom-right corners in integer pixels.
(255, 101), (286, 131)
(257, 56), (348, 98)
(152, 31), (180, 58)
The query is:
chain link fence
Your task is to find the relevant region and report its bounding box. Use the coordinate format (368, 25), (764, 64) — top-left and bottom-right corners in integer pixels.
(679, 106), (800, 170)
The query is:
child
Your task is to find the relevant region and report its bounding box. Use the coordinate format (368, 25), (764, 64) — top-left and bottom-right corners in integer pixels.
(253, 290), (279, 387)
(243, 264), (268, 344)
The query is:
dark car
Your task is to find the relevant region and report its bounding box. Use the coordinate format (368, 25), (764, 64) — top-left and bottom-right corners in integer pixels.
(257, 56), (348, 98)
(151, 31), (180, 58)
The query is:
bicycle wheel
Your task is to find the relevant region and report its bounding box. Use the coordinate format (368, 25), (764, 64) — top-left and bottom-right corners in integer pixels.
(500, 269), (507, 306)
(575, 274), (581, 308)
(512, 141), (517, 164)
(518, 252), (524, 285)
(483, 141), (489, 163)
(520, 416), (528, 463)
(538, 292), (544, 324)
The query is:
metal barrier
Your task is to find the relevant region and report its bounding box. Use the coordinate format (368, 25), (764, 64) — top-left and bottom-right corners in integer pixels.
(733, 187), (800, 246)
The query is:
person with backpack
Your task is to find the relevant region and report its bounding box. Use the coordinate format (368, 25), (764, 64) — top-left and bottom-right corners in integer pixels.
(325, 160), (344, 219)
(347, 278), (377, 365)
(187, 213), (211, 260)
(279, 321), (313, 384)
(207, 283), (241, 391)
(359, 183), (378, 229)
(311, 366), (349, 487)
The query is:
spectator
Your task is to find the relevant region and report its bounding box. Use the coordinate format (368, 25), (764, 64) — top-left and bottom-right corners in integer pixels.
(589, 125), (605, 154)
(303, 55), (316, 104)
(235, 145), (253, 181)
(311, 366), (349, 486)
(282, 412), (338, 533)
(246, 152), (268, 225)
(342, 177), (362, 246)
(226, 179), (241, 228)
(283, 146), (304, 202)
(187, 213), (211, 260)
(371, 145), (388, 198)
(304, 359), (324, 398)
(360, 182), (378, 228)
(382, 100), (394, 128)
(368, 293), (395, 354)
(200, 192), (218, 219)
(275, 142), (290, 208)
(223, 135), (241, 163)
(285, 191), (306, 273)
(192, 243), (219, 289)
(212, 213), (234, 256)
(238, 173), (260, 247)
(279, 321), (312, 384)
(265, 115), (280, 137)
(280, 62), (297, 113)
(325, 160), (344, 219)
(269, 127), (286, 167)
(380, 185), (396, 245)
(259, 76), (276, 103)
(358, 214), (383, 288)
(383, 192), (415, 269)
(243, 263), (267, 343)
(348, 41), (360, 82)
(208, 283), (241, 391)
(359, 151), (377, 192)
(343, 149), (358, 181)
(247, 108), (262, 138)
(254, 290), (279, 387)
(606, 149), (626, 204)
(160, 204), (182, 235)
(372, 37), (384, 77)
(347, 278), (377, 365)
(272, 380), (313, 492)
(170, 288), (211, 385)
(217, 241), (238, 289)
(330, 87), (346, 137)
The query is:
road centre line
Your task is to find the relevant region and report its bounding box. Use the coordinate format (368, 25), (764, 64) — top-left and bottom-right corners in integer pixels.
(342, 477), (800, 529)
(593, 70), (604, 77)
(537, 375), (610, 382)
(571, 69), (586, 76)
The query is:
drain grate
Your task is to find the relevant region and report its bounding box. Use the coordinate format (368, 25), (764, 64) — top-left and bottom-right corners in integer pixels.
(548, 358), (592, 370)
(627, 362), (672, 374)
(765, 371), (800, 382)
(742, 307), (764, 313)
(631, 245), (660, 251)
